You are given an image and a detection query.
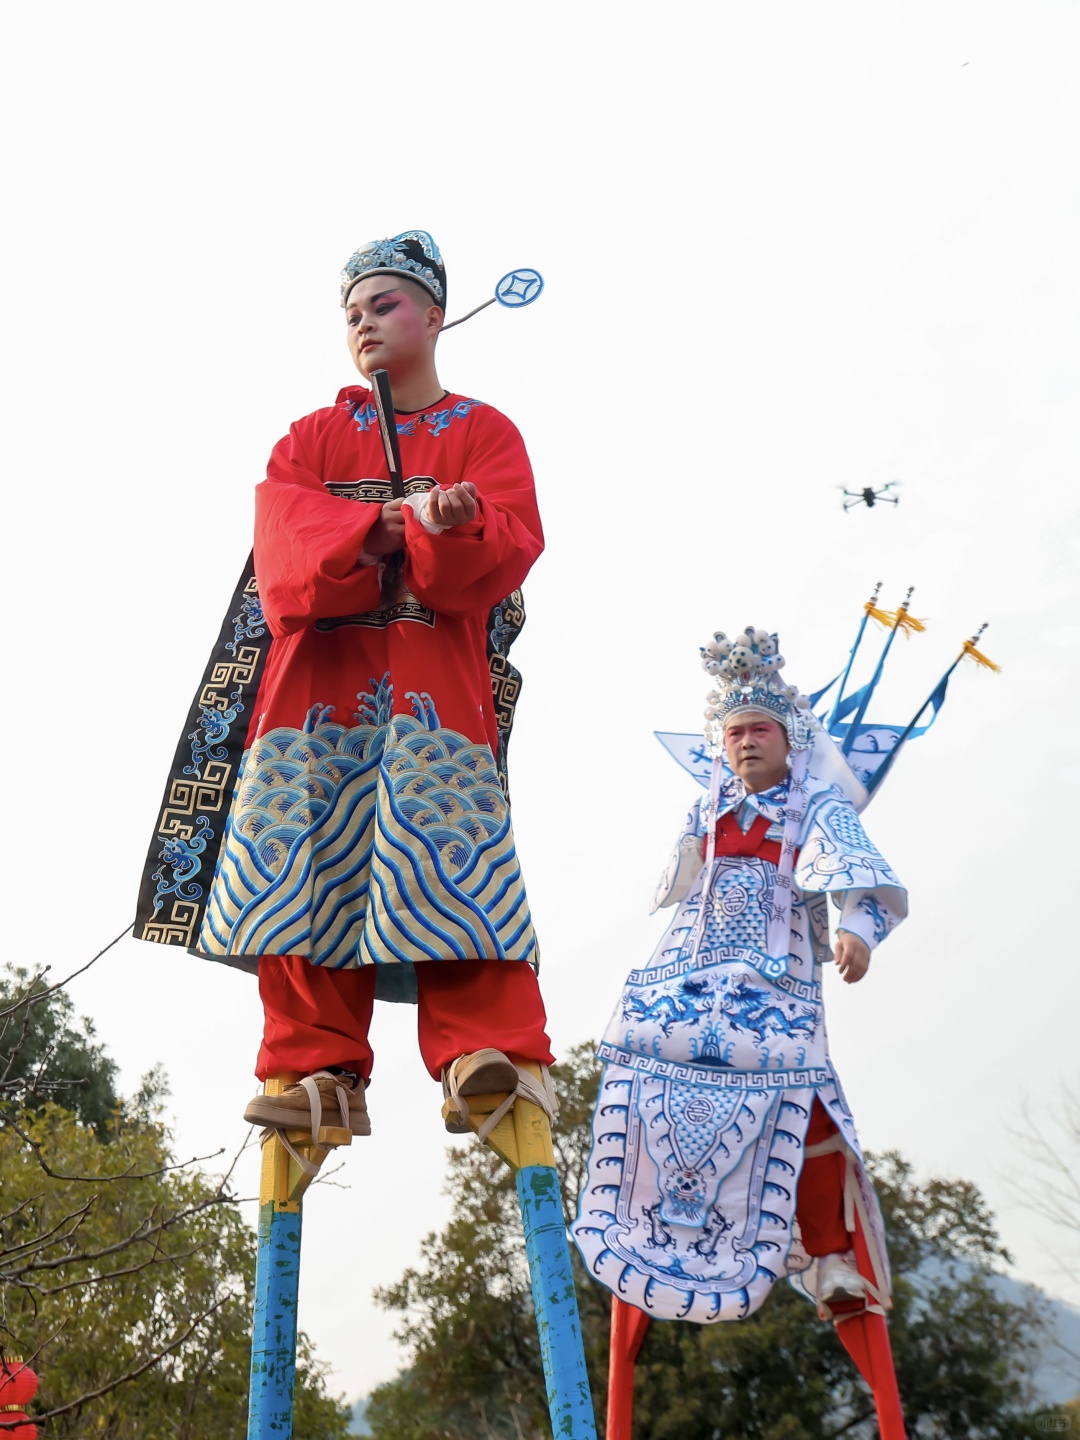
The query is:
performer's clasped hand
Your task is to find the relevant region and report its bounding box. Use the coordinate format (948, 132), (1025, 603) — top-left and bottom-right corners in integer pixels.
(362, 482), (479, 558)
(834, 930), (871, 984)
(427, 480), (478, 527)
(363, 496), (406, 556)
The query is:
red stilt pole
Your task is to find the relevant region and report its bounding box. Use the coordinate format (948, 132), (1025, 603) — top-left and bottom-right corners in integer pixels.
(607, 1297), (650, 1440)
(829, 1205), (907, 1438)
(834, 1312), (906, 1439)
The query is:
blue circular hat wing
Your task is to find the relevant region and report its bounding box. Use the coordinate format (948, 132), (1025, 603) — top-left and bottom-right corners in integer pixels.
(495, 269), (544, 308)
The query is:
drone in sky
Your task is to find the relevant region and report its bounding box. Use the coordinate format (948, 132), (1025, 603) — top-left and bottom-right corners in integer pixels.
(838, 481), (901, 512)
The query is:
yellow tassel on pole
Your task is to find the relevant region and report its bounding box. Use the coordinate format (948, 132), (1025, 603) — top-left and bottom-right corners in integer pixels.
(891, 587), (926, 638)
(961, 624), (1008, 673)
(893, 610), (927, 636)
(862, 582), (895, 630)
(967, 645), (1002, 671)
(864, 600), (897, 629)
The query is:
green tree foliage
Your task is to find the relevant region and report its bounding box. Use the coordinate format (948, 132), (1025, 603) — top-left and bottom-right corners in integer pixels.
(0, 967), (351, 1439)
(1, 967), (120, 1136)
(366, 1042), (1055, 1439)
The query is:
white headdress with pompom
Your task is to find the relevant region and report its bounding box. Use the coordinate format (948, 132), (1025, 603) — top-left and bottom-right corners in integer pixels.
(701, 626), (816, 751)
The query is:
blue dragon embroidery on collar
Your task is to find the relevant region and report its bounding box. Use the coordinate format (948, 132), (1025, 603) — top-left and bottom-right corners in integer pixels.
(347, 397), (484, 438)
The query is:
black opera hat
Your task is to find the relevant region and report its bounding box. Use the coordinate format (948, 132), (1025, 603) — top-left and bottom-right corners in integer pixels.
(340, 230), (446, 309)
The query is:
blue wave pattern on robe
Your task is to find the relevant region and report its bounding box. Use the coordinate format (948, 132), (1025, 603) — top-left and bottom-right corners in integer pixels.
(572, 777), (901, 1322)
(195, 680), (535, 968)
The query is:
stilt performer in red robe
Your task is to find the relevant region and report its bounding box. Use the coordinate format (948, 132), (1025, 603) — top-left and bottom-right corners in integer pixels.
(134, 231), (555, 1140)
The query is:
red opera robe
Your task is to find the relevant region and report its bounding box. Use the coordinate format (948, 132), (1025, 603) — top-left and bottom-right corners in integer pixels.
(134, 388), (542, 1002)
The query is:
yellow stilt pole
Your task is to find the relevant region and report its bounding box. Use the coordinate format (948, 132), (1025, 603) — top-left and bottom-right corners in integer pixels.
(247, 1076), (351, 1440)
(445, 1064), (598, 1438)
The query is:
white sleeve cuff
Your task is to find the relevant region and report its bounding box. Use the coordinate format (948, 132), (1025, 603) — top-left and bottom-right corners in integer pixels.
(837, 888), (899, 951)
(836, 909), (878, 952)
(403, 491), (449, 535)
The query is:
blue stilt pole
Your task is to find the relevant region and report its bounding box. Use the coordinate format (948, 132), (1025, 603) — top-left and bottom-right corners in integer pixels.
(517, 1164), (597, 1439)
(248, 1196), (303, 1439)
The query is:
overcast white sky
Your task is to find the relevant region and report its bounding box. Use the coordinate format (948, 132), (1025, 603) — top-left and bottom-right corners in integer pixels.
(3, 0), (1079, 1409)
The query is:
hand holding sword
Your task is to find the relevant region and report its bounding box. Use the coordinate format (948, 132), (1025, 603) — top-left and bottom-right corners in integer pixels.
(363, 369), (478, 563)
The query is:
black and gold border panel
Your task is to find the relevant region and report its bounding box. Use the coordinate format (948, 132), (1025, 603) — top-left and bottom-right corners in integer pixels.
(134, 553), (270, 949)
(488, 588), (526, 800)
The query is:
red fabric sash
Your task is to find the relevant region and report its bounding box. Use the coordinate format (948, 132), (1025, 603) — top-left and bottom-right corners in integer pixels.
(712, 811), (786, 866)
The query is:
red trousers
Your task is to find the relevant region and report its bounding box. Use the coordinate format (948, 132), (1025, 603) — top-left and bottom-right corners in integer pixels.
(796, 1098), (850, 1256)
(256, 956), (554, 1083)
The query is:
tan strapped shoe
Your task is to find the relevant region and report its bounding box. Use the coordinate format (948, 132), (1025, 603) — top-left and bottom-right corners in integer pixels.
(244, 1070), (371, 1138)
(441, 1049), (519, 1135)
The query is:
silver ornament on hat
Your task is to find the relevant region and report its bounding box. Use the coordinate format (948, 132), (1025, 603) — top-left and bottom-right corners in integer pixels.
(699, 625), (816, 752)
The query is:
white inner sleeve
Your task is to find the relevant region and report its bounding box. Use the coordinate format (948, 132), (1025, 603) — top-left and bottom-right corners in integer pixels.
(403, 491), (449, 535)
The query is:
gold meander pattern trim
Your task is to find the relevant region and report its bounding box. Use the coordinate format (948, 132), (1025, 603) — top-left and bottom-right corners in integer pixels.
(141, 899), (202, 946)
(490, 655), (522, 736)
(138, 571), (267, 949)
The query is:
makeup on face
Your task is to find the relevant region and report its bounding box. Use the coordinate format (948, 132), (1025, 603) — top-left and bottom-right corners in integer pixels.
(723, 716), (790, 791)
(345, 280), (432, 378)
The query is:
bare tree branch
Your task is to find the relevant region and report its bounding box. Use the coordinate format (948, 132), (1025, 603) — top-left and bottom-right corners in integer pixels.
(0, 1294), (232, 1430)
(1004, 1087), (1080, 1291)
(0, 1195), (97, 1263)
(1, 1112), (225, 1184)
(0, 1192), (47, 1231)
(3, 1189), (237, 1278)
(0, 926), (134, 1026)
(26, 1243), (205, 1297)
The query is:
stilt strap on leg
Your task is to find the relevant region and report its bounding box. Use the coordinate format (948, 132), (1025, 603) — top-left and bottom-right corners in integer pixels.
(258, 1073), (353, 1178)
(804, 1132), (891, 1319)
(259, 1126), (318, 1178)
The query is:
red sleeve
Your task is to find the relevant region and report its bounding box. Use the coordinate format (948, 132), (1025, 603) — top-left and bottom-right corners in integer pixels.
(402, 408), (544, 616)
(254, 423), (382, 638)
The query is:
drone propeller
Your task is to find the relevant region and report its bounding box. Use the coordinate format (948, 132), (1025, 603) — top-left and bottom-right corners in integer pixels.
(834, 479), (902, 490)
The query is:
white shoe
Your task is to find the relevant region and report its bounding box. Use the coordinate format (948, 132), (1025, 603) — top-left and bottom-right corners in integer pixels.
(817, 1251), (865, 1307)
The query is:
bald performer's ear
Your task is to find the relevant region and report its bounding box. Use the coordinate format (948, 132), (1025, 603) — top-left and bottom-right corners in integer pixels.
(426, 305), (444, 336)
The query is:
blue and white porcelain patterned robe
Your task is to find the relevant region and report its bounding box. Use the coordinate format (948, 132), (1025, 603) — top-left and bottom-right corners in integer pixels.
(572, 773), (906, 1322)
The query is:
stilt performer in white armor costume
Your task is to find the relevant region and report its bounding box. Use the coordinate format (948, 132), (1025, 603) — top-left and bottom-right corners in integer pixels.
(574, 601), (998, 1437)
(574, 623), (906, 1324)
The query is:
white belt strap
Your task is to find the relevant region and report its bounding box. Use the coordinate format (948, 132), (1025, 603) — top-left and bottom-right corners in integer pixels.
(805, 1128), (892, 1318)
